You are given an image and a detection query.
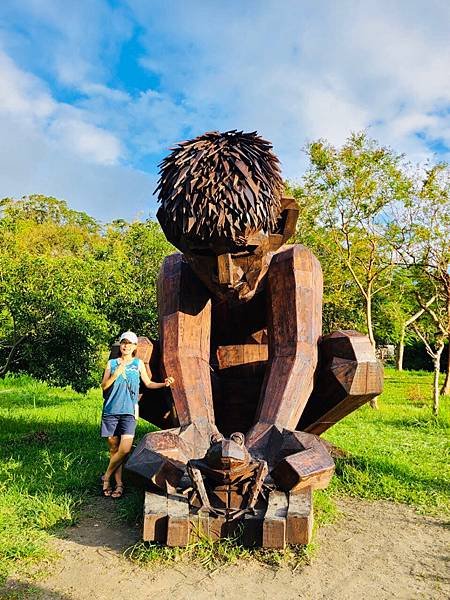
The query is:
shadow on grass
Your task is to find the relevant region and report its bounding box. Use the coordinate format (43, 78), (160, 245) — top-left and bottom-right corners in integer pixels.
(0, 412), (149, 557)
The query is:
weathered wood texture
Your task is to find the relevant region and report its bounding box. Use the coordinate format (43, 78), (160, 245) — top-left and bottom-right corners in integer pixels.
(157, 253), (215, 429)
(156, 130), (284, 252)
(167, 494), (190, 546)
(257, 245), (323, 430)
(263, 491), (288, 549)
(143, 488), (313, 548)
(143, 491), (168, 542)
(126, 423), (215, 491)
(210, 289), (268, 435)
(298, 330), (384, 435)
(271, 432), (335, 492)
(128, 131), (384, 547)
(240, 244), (323, 448)
(286, 487), (313, 545)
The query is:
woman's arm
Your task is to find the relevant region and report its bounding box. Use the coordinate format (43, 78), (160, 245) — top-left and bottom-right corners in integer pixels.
(101, 361), (125, 391)
(138, 360), (174, 390)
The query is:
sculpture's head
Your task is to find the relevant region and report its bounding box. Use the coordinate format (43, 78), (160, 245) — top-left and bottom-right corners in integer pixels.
(205, 432), (251, 476)
(156, 130), (298, 302)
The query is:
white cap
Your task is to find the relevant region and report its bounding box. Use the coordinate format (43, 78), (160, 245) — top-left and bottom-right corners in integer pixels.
(119, 331), (138, 344)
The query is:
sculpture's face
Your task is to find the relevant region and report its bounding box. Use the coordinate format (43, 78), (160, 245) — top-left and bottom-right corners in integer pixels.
(183, 231), (273, 303)
(205, 432), (250, 471)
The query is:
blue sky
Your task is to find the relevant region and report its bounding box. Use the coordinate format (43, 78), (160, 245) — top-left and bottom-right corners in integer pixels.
(0, 0), (449, 222)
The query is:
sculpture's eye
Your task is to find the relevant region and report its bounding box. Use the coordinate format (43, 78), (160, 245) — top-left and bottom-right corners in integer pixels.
(230, 432), (245, 446)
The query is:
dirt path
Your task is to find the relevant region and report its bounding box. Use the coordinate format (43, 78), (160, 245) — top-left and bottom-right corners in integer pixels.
(4, 497), (449, 600)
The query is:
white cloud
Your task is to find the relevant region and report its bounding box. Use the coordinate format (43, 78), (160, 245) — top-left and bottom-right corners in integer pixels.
(129, 0), (450, 168)
(0, 51), (55, 118)
(0, 48), (155, 220)
(0, 110), (156, 221)
(0, 49), (123, 165)
(1, 0), (450, 222)
(48, 117), (122, 165)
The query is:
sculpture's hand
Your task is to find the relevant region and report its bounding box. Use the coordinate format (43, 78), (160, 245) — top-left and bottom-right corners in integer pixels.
(245, 422), (282, 466)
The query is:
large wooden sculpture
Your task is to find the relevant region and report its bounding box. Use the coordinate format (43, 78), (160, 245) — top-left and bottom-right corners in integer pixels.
(126, 130), (383, 548)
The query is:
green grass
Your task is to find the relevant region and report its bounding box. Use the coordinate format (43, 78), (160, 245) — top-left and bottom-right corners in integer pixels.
(323, 369), (450, 515)
(123, 517), (316, 572)
(0, 368), (448, 581)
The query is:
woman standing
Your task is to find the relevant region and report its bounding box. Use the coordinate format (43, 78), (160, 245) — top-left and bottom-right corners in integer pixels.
(100, 331), (174, 498)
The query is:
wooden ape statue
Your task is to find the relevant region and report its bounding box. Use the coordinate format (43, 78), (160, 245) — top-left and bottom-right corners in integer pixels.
(126, 131), (383, 548)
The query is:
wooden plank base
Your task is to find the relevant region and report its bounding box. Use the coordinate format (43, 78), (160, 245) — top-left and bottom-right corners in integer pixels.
(166, 494), (190, 547)
(287, 487), (313, 545)
(262, 491), (288, 548)
(143, 488), (313, 548)
(143, 491), (168, 542)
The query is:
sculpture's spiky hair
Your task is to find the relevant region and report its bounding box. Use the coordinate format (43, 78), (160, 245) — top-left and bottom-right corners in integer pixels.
(155, 130), (283, 249)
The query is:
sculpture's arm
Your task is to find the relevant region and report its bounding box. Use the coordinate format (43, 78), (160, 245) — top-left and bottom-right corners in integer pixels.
(157, 253), (215, 428)
(248, 245), (323, 442)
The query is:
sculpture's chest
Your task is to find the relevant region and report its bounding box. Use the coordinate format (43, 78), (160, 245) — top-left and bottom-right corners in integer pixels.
(210, 291), (269, 436)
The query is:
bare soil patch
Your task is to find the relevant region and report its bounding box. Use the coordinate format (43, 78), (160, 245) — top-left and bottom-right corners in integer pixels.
(4, 496), (449, 600)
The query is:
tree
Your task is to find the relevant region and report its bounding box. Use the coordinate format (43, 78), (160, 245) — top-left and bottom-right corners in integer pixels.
(297, 132), (414, 349)
(0, 196), (175, 391)
(289, 184), (366, 334)
(0, 197), (108, 391)
(95, 220), (174, 339)
(391, 164), (450, 388)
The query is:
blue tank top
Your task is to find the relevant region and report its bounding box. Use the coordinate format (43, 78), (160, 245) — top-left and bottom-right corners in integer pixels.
(102, 357), (140, 416)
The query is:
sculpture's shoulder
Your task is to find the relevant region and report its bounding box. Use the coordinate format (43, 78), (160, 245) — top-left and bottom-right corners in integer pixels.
(160, 251), (185, 274)
(158, 252), (211, 314)
(159, 251), (197, 282)
(269, 243), (322, 273)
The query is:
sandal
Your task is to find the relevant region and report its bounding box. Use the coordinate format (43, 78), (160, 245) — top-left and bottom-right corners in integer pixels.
(111, 484), (124, 499)
(101, 476), (113, 497)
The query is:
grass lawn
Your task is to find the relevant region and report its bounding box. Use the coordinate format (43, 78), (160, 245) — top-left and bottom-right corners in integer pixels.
(0, 368), (448, 581)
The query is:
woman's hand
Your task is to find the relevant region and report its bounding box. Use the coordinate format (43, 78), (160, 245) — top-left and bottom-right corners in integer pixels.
(164, 376), (175, 387)
(116, 362), (126, 377)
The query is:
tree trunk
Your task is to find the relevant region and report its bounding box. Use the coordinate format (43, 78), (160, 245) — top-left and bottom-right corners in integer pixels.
(396, 297), (437, 372)
(438, 281), (450, 395)
(396, 325), (405, 371)
(441, 344), (450, 396)
(433, 344), (445, 415)
(366, 291), (375, 349)
(433, 358), (440, 416)
(441, 291), (450, 395)
(365, 292), (378, 409)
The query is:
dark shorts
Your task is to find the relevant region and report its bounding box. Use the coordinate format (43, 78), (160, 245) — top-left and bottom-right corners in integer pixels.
(101, 413), (136, 438)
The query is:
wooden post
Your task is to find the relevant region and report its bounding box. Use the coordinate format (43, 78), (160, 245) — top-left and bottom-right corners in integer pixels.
(166, 494), (190, 547)
(286, 487), (313, 545)
(262, 491), (288, 549)
(143, 492), (168, 542)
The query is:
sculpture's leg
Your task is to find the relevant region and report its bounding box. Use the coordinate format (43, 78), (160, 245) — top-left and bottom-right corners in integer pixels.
(157, 253), (216, 431)
(187, 462), (213, 513)
(247, 460), (268, 510)
(246, 245), (322, 459)
(297, 330), (383, 435)
(125, 428), (188, 490)
(128, 254), (219, 493)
